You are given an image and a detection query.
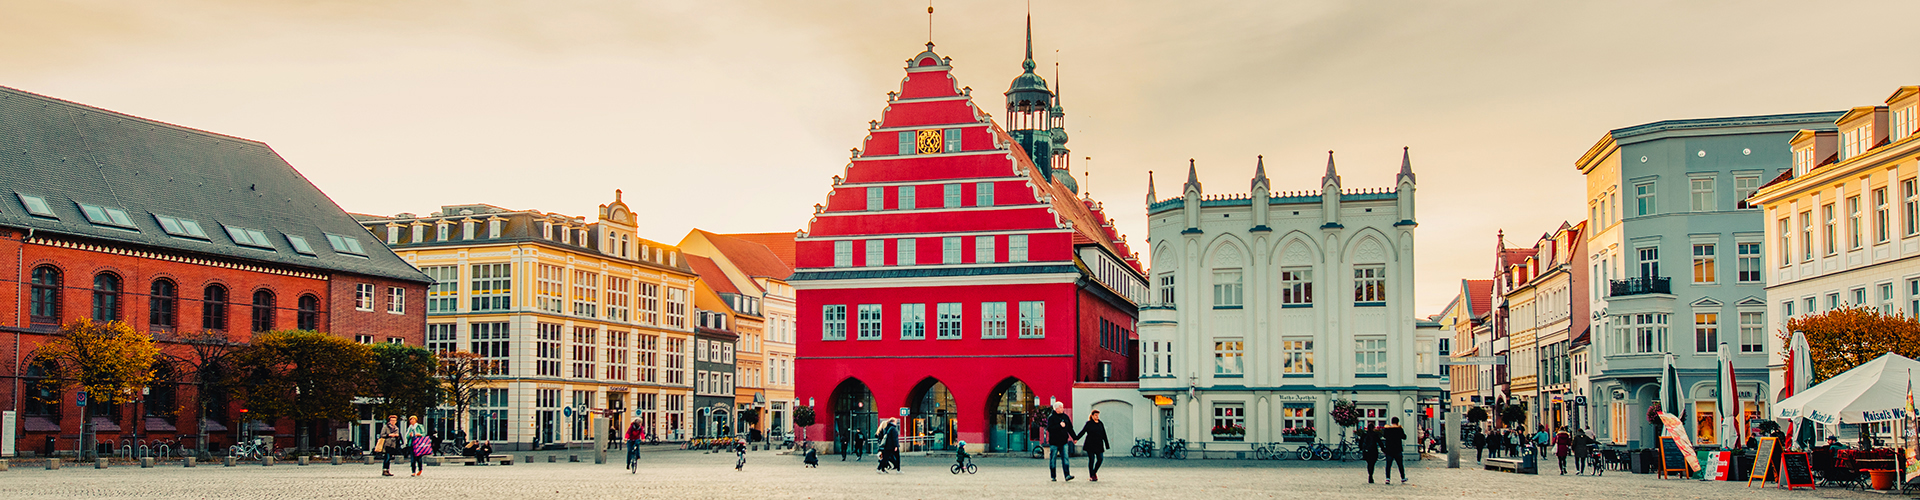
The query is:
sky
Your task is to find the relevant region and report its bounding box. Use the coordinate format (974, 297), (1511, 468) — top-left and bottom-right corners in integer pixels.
(6, 0), (1920, 315)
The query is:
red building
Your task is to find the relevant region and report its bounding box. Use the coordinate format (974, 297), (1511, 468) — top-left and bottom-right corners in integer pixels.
(0, 85), (430, 457)
(793, 30), (1146, 453)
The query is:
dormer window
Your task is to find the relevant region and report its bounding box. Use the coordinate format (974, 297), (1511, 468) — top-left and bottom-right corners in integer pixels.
(1793, 147), (1815, 176)
(18, 194), (55, 218)
(224, 225), (274, 249)
(411, 224), (426, 243)
(386, 225), (400, 244)
(78, 203), (135, 228)
(286, 235), (316, 256)
(1843, 125), (1873, 161)
(325, 233), (367, 256)
(1896, 106), (1917, 142)
(155, 214), (210, 239)
(462, 220), (476, 240)
(488, 219), (503, 238)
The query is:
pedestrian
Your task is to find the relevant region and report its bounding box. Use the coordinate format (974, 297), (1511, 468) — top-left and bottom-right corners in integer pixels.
(1533, 425), (1551, 455)
(1553, 426), (1572, 475)
(1572, 427), (1592, 475)
(1045, 401), (1075, 481)
(625, 420), (645, 467)
(876, 418), (901, 473)
(1473, 428), (1485, 461)
(1076, 410), (1109, 482)
(404, 415), (428, 476)
(803, 447), (820, 468)
(1360, 424), (1382, 483)
(377, 415), (402, 477)
(734, 439), (748, 471)
(1382, 417), (1408, 483)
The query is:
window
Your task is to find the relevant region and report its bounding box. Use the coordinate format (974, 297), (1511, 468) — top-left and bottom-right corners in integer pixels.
(77, 203), (134, 228)
(225, 225), (274, 249)
(1018, 301), (1045, 338)
(856, 304), (882, 340)
(1281, 268), (1312, 305)
(605, 277), (630, 323)
(1690, 177), (1714, 211)
(1737, 242), (1761, 283)
(856, 239), (880, 267)
(1882, 282), (1897, 315)
(149, 279), (177, 331)
(900, 304), (926, 340)
(570, 327), (597, 379)
(944, 183), (961, 208)
(201, 284), (228, 331)
(822, 305), (847, 340)
(1353, 265), (1386, 304)
(1823, 203), (1837, 255)
(355, 283), (375, 311)
(1735, 176), (1760, 209)
(154, 214), (209, 239)
(1691, 243), (1716, 284)
(898, 185), (916, 210)
(664, 338), (685, 385)
(1693, 313), (1717, 353)
(1778, 218), (1793, 267)
(636, 282), (659, 325)
(470, 263), (511, 312)
(1355, 337), (1386, 374)
(1212, 403), (1245, 440)
(1848, 196), (1863, 249)
(1876, 188), (1891, 243)
(18, 194), (55, 218)
(1213, 340), (1244, 375)
(896, 238), (916, 266)
(833, 241), (852, 267)
(976, 182), (994, 207)
(535, 323), (562, 376)
(1800, 210), (1814, 261)
(387, 287), (405, 314)
(1635, 182), (1655, 216)
(423, 323), (457, 353)
(637, 333), (658, 383)
(1637, 247), (1659, 278)
(1900, 107), (1917, 142)
(420, 265), (457, 313)
(898, 130), (913, 155)
(489, 219), (503, 239)
(980, 302), (1008, 339)
(1212, 270), (1243, 308)
(91, 273), (121, 321)
(535, 264), (564, 313)
(942, 237), (962, 264)
(1282, 339), (1313, 374)
(437, 223), (450, 241)
(250, 289), (274, 333)
(866, 187), (883, 211)
(1632, 313), (1667, 354)
(1912, 279), (1920, 318)
(1008, 234), (1028, 262)
(664, 288), (687, 329)
(975, 236), (995, 263)
(297, 294), (319, 330)
(1726, 311), (1758, 355)
(1851, 288), (1867, 307)
(324, 233), (366, 255)
(1282, 404), (1315, 442)
(1907, 179), (1919, 237)
(937, 302), (962, 340)
(1158, 274), (1175, 305)
(945, 127), (961, 152)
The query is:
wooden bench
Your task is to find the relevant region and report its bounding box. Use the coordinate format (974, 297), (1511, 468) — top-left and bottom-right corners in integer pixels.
(461, 455), (512, 466)
(425, 456), (473, 466)
(1485, 457), (1530, 473)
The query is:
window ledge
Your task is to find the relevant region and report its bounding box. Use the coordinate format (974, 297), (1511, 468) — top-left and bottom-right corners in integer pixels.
(1213, 374), (1244, 378)
(1355, 373), (1387, 378)
(1283, 374), (1313, 378)
(1282, 304), (1313, 309)
(1355, 302), (1386, 307)
(1212, 305), (1244, 310)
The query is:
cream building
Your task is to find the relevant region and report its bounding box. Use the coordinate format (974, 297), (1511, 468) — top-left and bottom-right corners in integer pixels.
(679, 230), (800, 442)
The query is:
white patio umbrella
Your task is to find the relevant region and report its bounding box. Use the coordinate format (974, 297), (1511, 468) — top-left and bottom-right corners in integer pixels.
(1773, 352), (1920, 426)
(1717, 340), (1738, 447)
(1785, 331), (1811, 448)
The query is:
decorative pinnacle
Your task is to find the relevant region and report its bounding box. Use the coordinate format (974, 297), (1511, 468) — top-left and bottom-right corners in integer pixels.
(1398, 146), (1416, 183)
(1322, 150), (1340, 185)
(1022, 14), (1036, 72)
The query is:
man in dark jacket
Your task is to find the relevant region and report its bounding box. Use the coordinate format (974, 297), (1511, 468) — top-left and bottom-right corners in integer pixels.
(1359, 425), (1383, 483)
(1045, 401), (1075, 481)
(1382, 418), (1408, 483)
(1076, 410), (1109, 482)
(876, 419), (901, 473)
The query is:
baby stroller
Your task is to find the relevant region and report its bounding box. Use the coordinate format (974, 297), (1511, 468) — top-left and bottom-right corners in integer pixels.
(950, 441), (977, 474)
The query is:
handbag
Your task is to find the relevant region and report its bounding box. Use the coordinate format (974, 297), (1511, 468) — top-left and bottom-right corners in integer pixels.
(374, 437), (389, 454)
(411, 436), (432, 457)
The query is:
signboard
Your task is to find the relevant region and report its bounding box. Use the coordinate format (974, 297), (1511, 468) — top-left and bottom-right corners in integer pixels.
(76, 390), (87, 407)
(1779, 452), (1815, 490)
(1658, 436), (1689, 479)
(1, 411), (13, 458)
(899, 407), (910, 417)
(1703, 451), (1728, 481)
(1152, 395), (1175, 406)
(1747, 437), (1777, 486)
(1443, 356), (1504, 365)
(1574, 396), (1587, 407)
(1272, 394), (1318, 402)
(563, 406), (574, 418)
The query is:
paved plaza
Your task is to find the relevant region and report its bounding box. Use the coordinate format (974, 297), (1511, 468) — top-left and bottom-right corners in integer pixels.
(0, 450), (1888, 499)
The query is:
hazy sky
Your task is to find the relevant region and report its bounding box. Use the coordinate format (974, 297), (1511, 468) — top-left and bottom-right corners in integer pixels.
(7, 0), (1920, 315)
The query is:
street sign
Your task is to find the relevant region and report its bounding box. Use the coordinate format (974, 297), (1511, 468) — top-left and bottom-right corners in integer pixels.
(898, 407), (910, 417)
(1442, 356), (1504, 365)
(563, 406), (574, 418)
(76, 390), (87, 407)
(1574, 396), (1588, 406)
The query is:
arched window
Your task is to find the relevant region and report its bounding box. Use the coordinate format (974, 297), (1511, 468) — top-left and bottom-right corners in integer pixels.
(28, 265), (61, 325)
(202, 285), (229, 332)
(92, 273), (122, 321)
(297, 294), (320, 331)
(149, 279), (178, 331)
(251, 290), (275, 333)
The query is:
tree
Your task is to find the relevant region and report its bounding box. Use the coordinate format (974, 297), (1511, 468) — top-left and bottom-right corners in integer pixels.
(1781, 306), (1920, 383)
(162, 329), (243, 455)
(794, 406), (816, 443)
(1466, 406), (1489, 423)
(33, 318), (159, 406)
(1501, 401), (1528, 428)
(436, 351), (499, 436)
(367, 343), (441, 420)
(230, 330), (371, 423)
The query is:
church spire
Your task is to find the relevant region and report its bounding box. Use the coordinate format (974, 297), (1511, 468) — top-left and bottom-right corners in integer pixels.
(1397, 146), (1416, 184)
(1147, 170), (1157, 205)
(1251, 155), (1269, 192)
(1184, 159), (1202, 193)
(1023, 13), (1036, 73)
(1322, 150), (1341, 186)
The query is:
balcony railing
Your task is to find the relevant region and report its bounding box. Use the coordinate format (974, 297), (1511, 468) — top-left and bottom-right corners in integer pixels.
(1609, 276), (1671, 297)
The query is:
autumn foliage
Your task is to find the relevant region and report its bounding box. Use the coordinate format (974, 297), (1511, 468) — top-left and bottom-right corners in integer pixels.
(32, 318), (160, 406)
(1780, 306), (1920, 384)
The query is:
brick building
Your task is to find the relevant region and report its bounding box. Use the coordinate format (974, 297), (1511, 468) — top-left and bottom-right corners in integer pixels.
(0, 85), (431, 457)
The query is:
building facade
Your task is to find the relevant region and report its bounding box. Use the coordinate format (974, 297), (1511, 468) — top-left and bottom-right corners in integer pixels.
(357, 192), (698, 449)
(679, 230), (799, 442)
(1750, 86), (1920, 416)
(1138, 150), (1442, 456)
(1497, 223), (1587, 431)
(792, 33), (1146, 454)
(1442, 279), (1493, 416)
(1576, 112), (1840, 448)
(0, 85), (431, 457)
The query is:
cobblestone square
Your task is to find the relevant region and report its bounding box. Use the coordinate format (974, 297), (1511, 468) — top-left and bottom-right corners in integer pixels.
(0, 450), (1891, 499)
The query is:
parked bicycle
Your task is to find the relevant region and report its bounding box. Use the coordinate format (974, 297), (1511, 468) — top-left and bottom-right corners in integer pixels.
(229, 439), (270, 461)
(1130, 438), (1154, 458)
(1161, 438), (1188, 460)
(1252, 442), (1286, 460)
(1296, 437), (1355, 461)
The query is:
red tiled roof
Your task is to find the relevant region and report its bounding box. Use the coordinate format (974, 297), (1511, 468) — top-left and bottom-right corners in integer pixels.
(697, 230), (795, 280)
(989, 122), (1138, 271)
(1464, 279), (1494, 316)
(721, 232), (798, 270)
(685, 255), (739, 295)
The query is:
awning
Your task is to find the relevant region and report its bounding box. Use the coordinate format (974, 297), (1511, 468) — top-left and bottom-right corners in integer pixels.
(24, 416), (59, 432)
(90, 417), (122, 432)
(249, 421), (275, 432)
(201, 419), (228, 432)
(144, 417), (177, 432)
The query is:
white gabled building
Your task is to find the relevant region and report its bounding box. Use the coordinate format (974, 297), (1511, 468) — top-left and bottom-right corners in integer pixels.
(1137, 151), (1443, 458)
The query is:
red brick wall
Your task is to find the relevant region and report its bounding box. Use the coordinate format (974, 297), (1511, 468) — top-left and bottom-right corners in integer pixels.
(326, 276), (427, 345)
(1074, 284), (1138, 383)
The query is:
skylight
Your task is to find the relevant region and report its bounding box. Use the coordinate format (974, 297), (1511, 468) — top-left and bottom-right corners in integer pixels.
(287, 235), (316, 256)
(154, 214), (209, 239)
(78, 203), (135, 228)
(224, 225), (275, 249)
(325, 233), (366, 256)
(18, 194), (55, 218)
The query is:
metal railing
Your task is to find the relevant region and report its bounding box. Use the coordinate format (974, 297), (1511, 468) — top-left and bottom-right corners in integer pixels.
(1609, 276), (1671, 297)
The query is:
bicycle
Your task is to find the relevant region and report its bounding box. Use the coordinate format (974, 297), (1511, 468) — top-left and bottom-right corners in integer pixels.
(1252, 442), (1284, 460)
(1585, 449), (1605, 477)
(1161, 438), (1188, 460)
(950, 454), (977, 474)
(437, 442), (463, 456)
(1296, 438), (1352, 461)
(229, 439), (269, 461)
(1130, 439), (1154, 458)
(627, 444), (641, 474)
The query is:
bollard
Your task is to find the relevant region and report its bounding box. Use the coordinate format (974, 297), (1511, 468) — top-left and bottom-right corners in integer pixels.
(185, 457), (196, 468)
(224, 457), (236, 467)
(96, 458), (109, 469)
(331, 456), (342, 465)
(0, 459), (9, 472)
(46, 458), (60, 470)
(546, 455), (555, 463)
(364, 456), (375, 465)
(523, 455), (532, 464)
(298, 456), (309, 466)
(262, 456), (274, 467)
(141, 457), (155, 468)
(569, 455), (580, 463)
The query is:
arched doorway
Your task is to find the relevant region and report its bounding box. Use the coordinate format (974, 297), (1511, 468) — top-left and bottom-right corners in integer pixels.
(987, 379), (1035, 453)
(908, 378), (957, 451)
(830, 378), (876, 454)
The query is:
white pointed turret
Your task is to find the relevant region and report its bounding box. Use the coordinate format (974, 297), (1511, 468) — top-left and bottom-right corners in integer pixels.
(1251, 155), (1271, 232)
(1146, 170), (1157, 206)
(1182, 159), (1202, 234)
(1321, 151), (1342, 229)
(1396, 146), (1418, 227)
